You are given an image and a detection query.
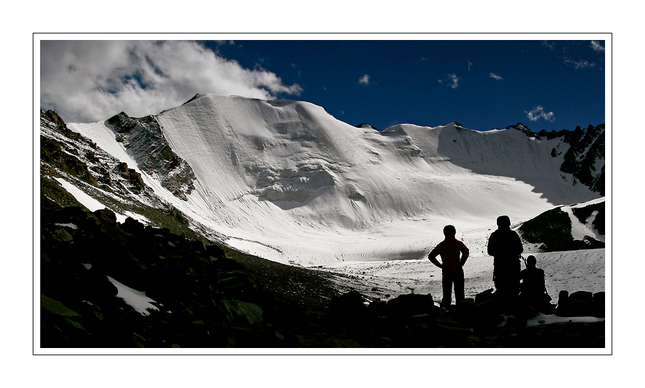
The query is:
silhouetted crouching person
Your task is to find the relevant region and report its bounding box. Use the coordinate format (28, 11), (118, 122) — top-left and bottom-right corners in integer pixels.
(519, 255), (552, 311)
(487, 215), (523, 302)
(428, 225), (469, 308)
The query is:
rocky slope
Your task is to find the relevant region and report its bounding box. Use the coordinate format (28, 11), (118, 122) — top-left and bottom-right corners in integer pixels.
(40, 202), (605, 349)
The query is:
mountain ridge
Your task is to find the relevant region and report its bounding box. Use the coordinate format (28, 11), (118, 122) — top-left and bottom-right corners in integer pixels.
(41, 94), (604, 265)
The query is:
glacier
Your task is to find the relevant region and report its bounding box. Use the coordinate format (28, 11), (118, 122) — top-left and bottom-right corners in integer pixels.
(65, 93), (603, 268)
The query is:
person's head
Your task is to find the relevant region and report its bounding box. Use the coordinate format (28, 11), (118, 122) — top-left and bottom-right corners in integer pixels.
(443, 225), (456, 237)
(527, 255), (537, 269)
(496, 215), (511, 229)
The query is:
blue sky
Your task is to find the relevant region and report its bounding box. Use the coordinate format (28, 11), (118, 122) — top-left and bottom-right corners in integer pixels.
(40, 37), (607, 132)
(207, 39), (606, 132)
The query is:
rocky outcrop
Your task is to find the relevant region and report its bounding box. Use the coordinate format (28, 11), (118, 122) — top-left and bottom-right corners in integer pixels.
(41, 110), (97, 186)
(106, 112), (196, 200)
(511, 123), (605, 195)
(519, 199), (605, 252)
(559, 125), (605, 195)
(41, 110), (154, 199)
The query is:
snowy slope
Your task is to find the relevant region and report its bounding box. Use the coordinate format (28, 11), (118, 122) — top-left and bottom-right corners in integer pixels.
(66, 94), (603, 266)
(316, 248), (605, 303)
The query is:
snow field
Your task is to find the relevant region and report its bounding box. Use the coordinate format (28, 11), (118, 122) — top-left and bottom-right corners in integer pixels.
(63, 94), (606, 302)
(316, 249), (605, 303)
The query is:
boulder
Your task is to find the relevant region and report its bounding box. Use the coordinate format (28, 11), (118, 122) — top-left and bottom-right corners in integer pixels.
(557, 290), (594, 317)
(94, 208), (117, 224)
(386, 293), (436, 317)
(329, 290), (365, 317)
(592, 292), (605, 317)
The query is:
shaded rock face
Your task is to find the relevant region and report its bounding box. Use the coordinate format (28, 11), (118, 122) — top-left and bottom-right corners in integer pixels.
(528, 123), (605, 195)
(40, 110), (155, 199)
(558, 124), (605, 195)
(518, 200), (605, 252)
(106, 112), (196, 200)
(115, 162), (145, 193)
(572, 201), (605, 236)
(41, 111), (97, 186)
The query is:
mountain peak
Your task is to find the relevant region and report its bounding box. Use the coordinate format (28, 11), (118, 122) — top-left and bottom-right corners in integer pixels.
(43, 94), (604, 265)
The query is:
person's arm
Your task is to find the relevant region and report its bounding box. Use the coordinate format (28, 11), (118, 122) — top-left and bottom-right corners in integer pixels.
(428, 245), (443, 269)
(513, 231), (524, 255)
(459, 242), (469, 266)
(486, 233), (496, 256)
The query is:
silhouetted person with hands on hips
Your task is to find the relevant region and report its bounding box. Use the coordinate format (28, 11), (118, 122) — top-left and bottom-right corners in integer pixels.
(428, 225), (469, 309)
(487, 215), (523, 302)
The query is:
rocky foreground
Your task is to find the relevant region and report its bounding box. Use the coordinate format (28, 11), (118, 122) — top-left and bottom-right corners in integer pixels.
(40, 200), (605, 350)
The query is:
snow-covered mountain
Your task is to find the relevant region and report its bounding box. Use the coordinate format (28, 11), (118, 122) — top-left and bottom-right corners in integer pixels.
(40, 94), (605, 266)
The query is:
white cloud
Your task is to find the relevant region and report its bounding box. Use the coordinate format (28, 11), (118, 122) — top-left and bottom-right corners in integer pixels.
(564, 57), (596, 69)
(526, 105), (556, 122)
(542, 41), (556, 51)
(438, 73), (459, 89)
(40, 40), (303, 123)
(467, 59), (473, 71)
(590, 40), (605, 52)
(489, 72), (503, 81)
(358, 74), (371, 85)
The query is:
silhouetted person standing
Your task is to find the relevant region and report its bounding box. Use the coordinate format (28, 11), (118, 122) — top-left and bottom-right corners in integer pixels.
(520, 255), (551, 311)
(487, 215), (523, 301)
(428, 225), (469, 308)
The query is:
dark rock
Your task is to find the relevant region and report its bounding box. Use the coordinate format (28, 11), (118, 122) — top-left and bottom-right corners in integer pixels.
(122, 217), (145, 233)
(94, 208), (117, 224)
(106, 112), (196, 199)
(386, 293), (436, 317)
(570, 291), (593, 303)
(558, 290), (569, 307)
(329, 290), (365, 317)
(592, 292), (605, 317)
(475, 288), (494, 304)
(52, 228), (74, 242)
(81, 265), (119, 303)
(557, 290), (594, 317)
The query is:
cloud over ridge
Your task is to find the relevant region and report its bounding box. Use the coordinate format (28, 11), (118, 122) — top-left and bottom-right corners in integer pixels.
(40, 40), (303, 122)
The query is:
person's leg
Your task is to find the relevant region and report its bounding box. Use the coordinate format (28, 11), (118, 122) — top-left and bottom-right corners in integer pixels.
(454, 272), (465, 304)
(493, 266), (503, 294)
(510, 261), (521, 298)
(442, 274), (453, 307)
